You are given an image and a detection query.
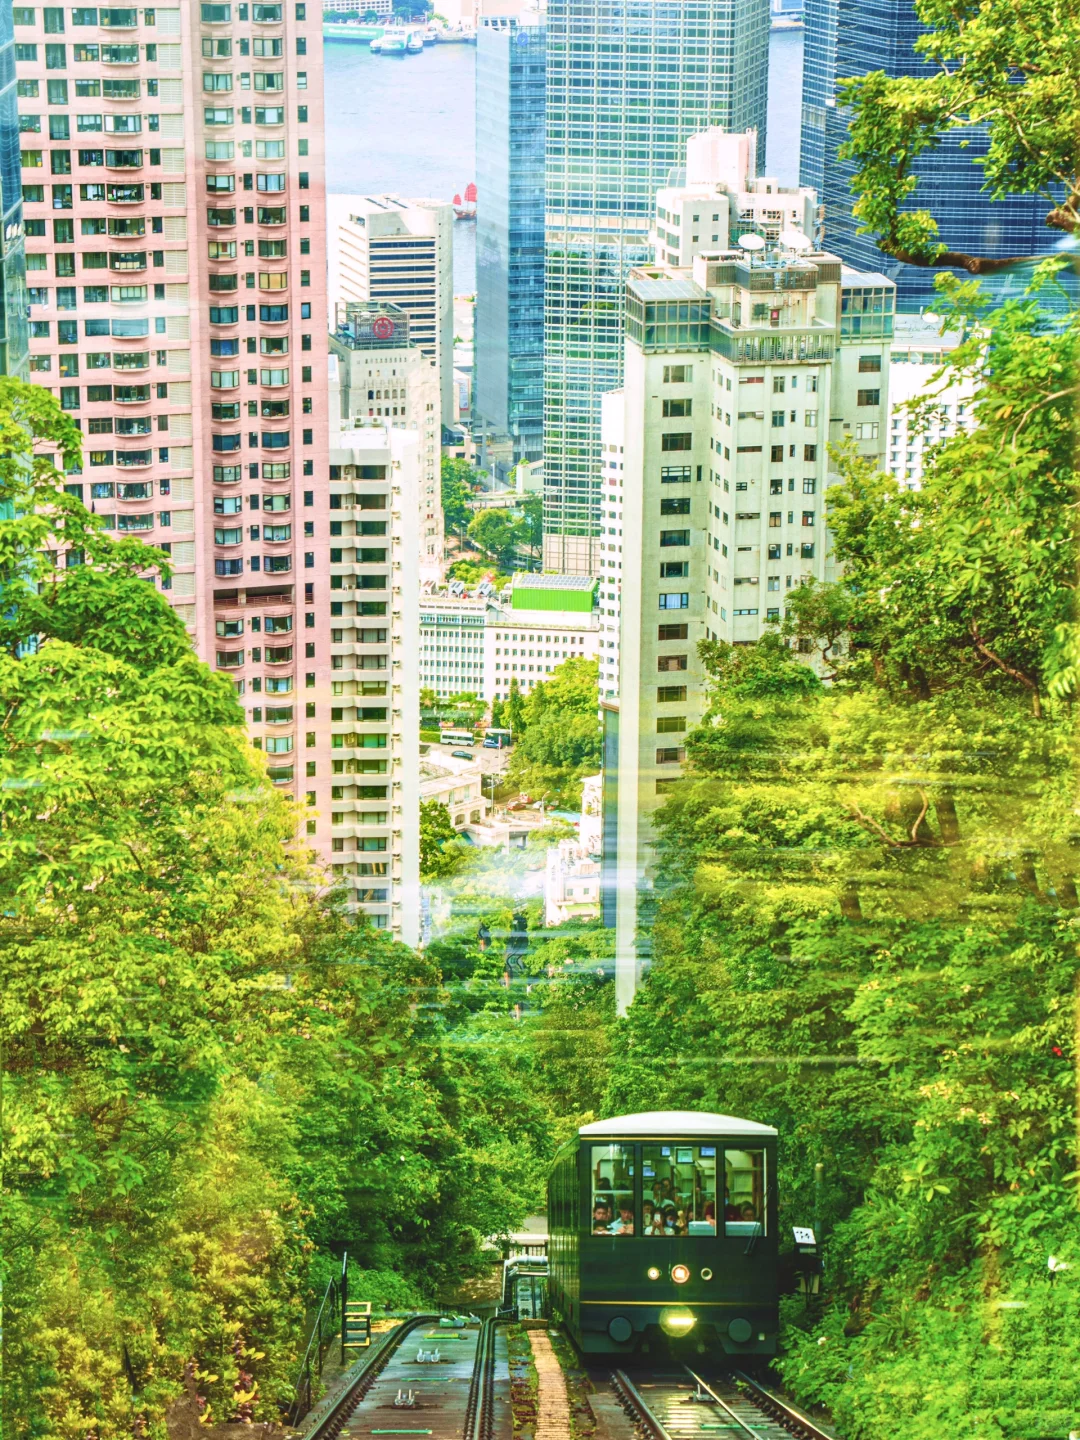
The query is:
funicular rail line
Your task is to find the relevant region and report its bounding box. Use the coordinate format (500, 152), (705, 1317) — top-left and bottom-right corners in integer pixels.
(301, 1316), (502, 1440)
(611, 1366), (837, 1440)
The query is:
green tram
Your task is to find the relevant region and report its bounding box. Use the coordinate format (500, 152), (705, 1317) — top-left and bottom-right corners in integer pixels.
(547, 1111), (779, 1358)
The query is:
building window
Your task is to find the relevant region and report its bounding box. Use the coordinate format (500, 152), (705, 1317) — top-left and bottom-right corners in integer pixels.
(857, 389), (881, 407)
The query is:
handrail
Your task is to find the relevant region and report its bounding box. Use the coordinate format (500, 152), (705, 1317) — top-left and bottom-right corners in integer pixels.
(287, 1251), (348, 1426)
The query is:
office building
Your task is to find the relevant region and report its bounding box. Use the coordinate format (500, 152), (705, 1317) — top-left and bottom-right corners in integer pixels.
(330, 300), (442, 567)
(327, 423), (421, 942)
(473, 8), (546, 483)
(608, 132), (894, 1011)
(541, 0), (770, 574)
(15, 2), (337, 856)
(327, 192), (453, 425)
(801, 0), (1058, 312)
(1, 2), (28, 377)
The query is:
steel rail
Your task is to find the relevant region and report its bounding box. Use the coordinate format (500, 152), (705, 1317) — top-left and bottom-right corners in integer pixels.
(610, 1370), (677, 1440)
(682, 1369), (769, 1440)
(299, 1313), (441, 1440)
(463, 1318), (498, 1440)
(730, 1370), (840, 1440)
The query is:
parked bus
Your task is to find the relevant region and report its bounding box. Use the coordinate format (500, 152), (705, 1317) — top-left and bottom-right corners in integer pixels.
(483, 728), (513, 749)
(440, 729), (475, 746)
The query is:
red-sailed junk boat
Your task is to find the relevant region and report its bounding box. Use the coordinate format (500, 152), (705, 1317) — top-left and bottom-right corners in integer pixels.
(453, 182), (477, 220)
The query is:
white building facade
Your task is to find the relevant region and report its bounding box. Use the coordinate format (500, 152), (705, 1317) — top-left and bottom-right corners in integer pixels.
(327, 426), (420, 944)
(608, 132), (895, 1012)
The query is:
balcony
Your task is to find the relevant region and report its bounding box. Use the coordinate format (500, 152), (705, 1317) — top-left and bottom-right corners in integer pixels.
(116, 450), (152, 468)
(109, 251), (146, 271)
(100, 8), (140, 26)
(116, 478), (153, 496)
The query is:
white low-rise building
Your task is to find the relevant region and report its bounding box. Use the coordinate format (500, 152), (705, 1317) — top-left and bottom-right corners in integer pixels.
(419, 749), (491, 830)
(544, 840), (602, 926)
(419, 575), (600, 703)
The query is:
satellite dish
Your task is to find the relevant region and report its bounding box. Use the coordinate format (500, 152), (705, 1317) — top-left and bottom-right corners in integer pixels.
(738, 233), (766, 251)
(779, 228), (812, 252)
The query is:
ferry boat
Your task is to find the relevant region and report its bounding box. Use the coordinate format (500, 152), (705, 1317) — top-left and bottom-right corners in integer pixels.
(370, 26), (417, 54)
(453, 182), (477, 221)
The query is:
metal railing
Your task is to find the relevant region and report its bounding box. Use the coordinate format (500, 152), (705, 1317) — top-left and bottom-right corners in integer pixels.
(287, 1252), (348, 1426)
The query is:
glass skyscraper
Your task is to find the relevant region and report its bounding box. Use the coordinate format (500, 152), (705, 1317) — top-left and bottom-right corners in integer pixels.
(802, 0), (1060, 313)
(0, 0), (27, 377)
(474, 13), (547, 485)
(541, 0), (770, 573)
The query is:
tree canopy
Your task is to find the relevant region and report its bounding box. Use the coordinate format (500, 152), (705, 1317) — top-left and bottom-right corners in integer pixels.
(2, 382), (542, 1440)
(504, 658), (602, 807)
(839, 0), (1080, 271)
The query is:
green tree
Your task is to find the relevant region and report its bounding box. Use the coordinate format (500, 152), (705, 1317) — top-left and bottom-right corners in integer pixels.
(838, 0), (1080, 273)
(440, 456), (479, 535)
(519, 493), (543, 565)
(489, 697), (506, 729)
(0, 383), (543, 1440)
(420, 799), (467, 880)
(467, 507), (521, 570)
(505, 658), (602, 806)
(506, 676), (526, 738)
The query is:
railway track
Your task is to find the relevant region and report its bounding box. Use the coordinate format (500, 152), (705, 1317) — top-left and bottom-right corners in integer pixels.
(611, 1365), (838, 1440)
(298, 1316), (505, 1440)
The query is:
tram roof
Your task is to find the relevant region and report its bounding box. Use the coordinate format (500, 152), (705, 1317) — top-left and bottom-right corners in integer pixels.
(579, 1110), (777, 1139)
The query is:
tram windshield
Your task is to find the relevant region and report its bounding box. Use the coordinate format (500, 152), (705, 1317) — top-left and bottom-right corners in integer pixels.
(591, 1141), (751, 1236)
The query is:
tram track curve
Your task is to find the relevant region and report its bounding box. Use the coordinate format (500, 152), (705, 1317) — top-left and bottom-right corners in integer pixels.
(610, 1364), (838, 1440)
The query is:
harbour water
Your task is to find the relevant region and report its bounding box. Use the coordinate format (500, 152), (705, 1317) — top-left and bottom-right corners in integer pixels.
(324, 28), (804, 294)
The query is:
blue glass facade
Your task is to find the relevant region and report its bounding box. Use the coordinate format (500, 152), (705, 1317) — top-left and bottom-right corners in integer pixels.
(0, 0), (27, 376)
(474, 17), (547, 482)
(542, 0), (770, 569)
(802, 0), (1060, 313)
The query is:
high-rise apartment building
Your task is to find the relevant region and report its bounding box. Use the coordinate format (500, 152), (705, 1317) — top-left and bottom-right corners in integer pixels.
(801, 0), (1058, 312)
(473, 8), (546, 484)
(326, 418), (421, 942)
(327, 192), (453, 426)
(15, 2), (337, 859)
(606, 132), (895, 1011)
(1, 3), (28, 377)
(541, 0), (770, 574)
(329, 300), (442, 568)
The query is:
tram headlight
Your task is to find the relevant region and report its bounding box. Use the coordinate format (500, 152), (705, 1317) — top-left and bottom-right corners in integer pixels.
(659, 1307), (696, 1338)
(700, 1268), (713, 1282)
(671, 1263), (691, 1285)
(647, 1266), (661, 1281)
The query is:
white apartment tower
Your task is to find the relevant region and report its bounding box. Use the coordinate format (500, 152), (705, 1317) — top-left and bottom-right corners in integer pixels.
(608, 130), (895, 1012)
(327, 193), (454, 427)
(329, 300), (442, 569)
(327, 422), (420, 943)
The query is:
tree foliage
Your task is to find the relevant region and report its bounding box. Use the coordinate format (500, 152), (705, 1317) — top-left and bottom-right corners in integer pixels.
(1, 383), (541, 1440)
(839, 0), (1080, 270)
(440, 457), (480, 534)
(504, 658), (602, 807)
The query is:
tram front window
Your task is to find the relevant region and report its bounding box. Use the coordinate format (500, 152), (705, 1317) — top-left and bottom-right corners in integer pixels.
(725, 1149), (766, 1234)
(591, 1143), (634, 1235)
(642, 1144), (717, 1236)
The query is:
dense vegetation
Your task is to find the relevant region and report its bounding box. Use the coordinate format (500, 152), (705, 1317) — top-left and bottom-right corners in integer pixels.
(1, 382), (543, 1440)
(503, 658), (603, 807)
(597, 278), (1080, 1436)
